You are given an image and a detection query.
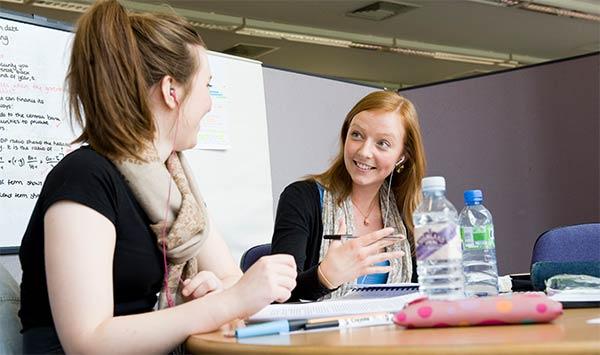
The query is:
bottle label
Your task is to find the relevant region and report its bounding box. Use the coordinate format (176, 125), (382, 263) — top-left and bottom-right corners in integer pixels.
(414, 223), (461, 261)
(460, 225), (494, 250)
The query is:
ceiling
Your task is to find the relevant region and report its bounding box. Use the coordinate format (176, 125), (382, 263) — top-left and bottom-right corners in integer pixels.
(1, 0), (599, 88)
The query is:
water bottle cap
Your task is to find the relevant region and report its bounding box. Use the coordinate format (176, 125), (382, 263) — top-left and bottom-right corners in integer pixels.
(422, 176), (446, 191)
(464, 189), (483, 205)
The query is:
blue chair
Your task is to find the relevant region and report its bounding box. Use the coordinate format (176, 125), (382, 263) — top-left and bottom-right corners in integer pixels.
(532, 223), (600, 264)
(240, 243), (271, 272)
(530, 223), (600, 290)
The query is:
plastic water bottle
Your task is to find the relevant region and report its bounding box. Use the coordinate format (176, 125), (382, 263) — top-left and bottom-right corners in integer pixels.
(458, 189), (499, 297)
(413, 176), (464, 300)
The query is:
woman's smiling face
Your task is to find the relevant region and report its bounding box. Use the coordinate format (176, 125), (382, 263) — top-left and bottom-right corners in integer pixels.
(343, 109), (406, 190)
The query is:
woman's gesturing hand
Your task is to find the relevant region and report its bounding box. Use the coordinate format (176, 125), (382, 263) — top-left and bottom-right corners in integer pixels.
(318, 227), (404, 288)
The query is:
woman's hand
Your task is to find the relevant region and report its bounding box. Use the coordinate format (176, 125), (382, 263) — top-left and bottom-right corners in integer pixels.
(318, 227), (404, 288)
(225, 254), (297, 318)
(181, 271), (224, 300)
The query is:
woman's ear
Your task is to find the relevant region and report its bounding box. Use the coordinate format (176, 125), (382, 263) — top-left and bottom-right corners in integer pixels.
(159, 75), (178, 109)
(396, 155), (406, 166)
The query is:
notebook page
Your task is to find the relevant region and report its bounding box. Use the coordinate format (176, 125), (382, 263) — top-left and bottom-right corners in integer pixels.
(249, 292), (424, 321)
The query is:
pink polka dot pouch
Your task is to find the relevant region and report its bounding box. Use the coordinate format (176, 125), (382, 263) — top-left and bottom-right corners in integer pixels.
(393, 293), (563, 328)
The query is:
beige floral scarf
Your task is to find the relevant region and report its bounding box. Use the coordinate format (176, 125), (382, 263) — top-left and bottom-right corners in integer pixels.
(113, 147), (209, 308)
(318, 182), (412, 300)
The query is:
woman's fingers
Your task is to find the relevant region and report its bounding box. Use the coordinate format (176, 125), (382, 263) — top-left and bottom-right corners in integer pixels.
(356, 227), (395, 246)
(191, 280), (222, 298)
(363, 238), (399, 254)
(277, 274), (297, 291)
(366, 250), (404, 265)
(181, 271), (222, 298)
(181, 275), (207, 297)
(274, 262), (298, 280)
(268, 267), (297, 303)
(361, 266), (393, 276)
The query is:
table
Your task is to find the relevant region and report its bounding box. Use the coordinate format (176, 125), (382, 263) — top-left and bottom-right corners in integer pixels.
(186, 308), (600, 354)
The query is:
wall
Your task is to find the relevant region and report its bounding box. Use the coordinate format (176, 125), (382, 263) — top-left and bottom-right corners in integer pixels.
(263, 67), (376, 212)
(400, 54), (599, 274)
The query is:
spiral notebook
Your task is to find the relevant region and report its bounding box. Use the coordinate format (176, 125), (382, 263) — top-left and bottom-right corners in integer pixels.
(339, 283), (419, 300)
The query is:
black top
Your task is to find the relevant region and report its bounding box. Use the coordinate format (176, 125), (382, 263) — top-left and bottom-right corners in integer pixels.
(19, 146), (164, 333)
(271, 180), (418, 302)
(271, 180), (330, 301)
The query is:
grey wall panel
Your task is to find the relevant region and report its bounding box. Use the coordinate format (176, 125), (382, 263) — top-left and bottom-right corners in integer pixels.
(401, 54), (600, 274)
(264, 68), (377, 212)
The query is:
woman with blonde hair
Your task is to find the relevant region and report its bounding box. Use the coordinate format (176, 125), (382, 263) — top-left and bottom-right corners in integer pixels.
(271, 90), (426, 301)
(18, 1), (296, 353)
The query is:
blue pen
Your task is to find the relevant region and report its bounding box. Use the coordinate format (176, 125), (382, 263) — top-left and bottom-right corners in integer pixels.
(235, 319), (307, 338)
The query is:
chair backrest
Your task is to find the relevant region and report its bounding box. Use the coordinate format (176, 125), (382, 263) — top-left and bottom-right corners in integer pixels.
(531, 223), (600, 265)
(240, 243), (271, 272)
(0, 262), (22, 354)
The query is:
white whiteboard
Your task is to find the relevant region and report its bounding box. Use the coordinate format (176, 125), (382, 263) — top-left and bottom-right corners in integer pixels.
(0, 14), (274, 263)
(0, 16), (75, 250)
(187, 51), (274, 262)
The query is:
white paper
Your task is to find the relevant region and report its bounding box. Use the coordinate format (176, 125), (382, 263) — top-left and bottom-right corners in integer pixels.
(194, 61), (231, 150)
(249, 292), (424, 321)
(549, 290), (600, 303)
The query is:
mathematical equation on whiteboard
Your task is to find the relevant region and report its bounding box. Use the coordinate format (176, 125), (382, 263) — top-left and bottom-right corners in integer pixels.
(0, 138), (70, 173)
(0, 152), (63, 169)
(0, 139), (72, 200)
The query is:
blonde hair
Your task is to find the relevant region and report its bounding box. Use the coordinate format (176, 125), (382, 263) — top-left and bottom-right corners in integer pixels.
(312, 90), (427, 241)
(67, 0), (205, 161)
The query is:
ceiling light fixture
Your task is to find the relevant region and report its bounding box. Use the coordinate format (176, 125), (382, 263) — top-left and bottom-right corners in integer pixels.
(236, 27), (353, 48)
(521, 2), (600, 22)
(472, 0), (600, 22)
(32, 0), (90, 13)
(235, 25), (523, 68)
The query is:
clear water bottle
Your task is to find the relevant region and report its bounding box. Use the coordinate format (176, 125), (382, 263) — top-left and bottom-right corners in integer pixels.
(413, 176), (464, 300)
(459, 189), (499, 297)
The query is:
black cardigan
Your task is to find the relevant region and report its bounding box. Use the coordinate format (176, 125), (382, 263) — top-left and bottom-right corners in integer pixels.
(271, 180), (417, 301)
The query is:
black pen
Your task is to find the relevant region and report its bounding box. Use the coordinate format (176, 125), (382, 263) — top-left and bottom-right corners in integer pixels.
(323, 234), (354, 240)
(323, 234), (405, 240)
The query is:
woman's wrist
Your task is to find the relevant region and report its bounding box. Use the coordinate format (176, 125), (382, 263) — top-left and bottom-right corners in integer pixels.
(317, 263), (337, 290)
(214, 286), (244, 319)
(184, 287), (241, 335)
(220, 273), (242, 289)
